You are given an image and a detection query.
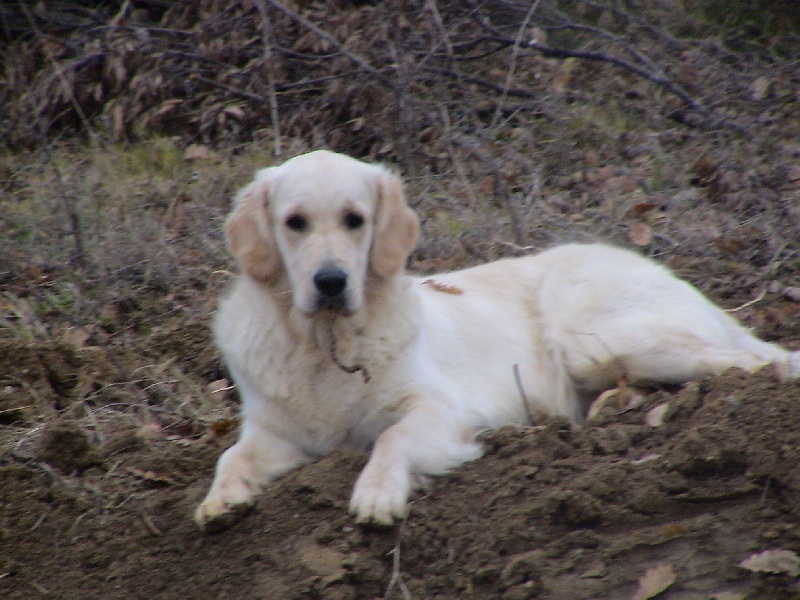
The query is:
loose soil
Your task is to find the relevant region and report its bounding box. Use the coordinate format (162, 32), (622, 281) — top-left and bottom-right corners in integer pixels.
(2, 341), (800, 599)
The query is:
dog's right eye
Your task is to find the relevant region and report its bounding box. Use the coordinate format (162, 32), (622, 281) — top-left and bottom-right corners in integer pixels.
(285, 214), (308, 232)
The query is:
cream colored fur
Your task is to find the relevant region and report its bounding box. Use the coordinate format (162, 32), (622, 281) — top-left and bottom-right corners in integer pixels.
(195, 150), (799, 529)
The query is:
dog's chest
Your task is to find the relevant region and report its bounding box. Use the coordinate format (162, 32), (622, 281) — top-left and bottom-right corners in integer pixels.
(248, 334), (402, 449)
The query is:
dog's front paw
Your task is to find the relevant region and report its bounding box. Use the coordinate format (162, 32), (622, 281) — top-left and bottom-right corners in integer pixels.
(194, 479), (256, 533)
(349, 462), (411, 526)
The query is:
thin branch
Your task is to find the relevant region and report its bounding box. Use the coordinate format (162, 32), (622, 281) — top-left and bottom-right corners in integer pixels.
(264, 0), (397, 91)
(19, 3), (103, 147)
(469, 8), (704, 112)
(252, 0), (282, 156)
(420, 65), (538, 100)
(193, 76), (265, 103)
(490, 0), (542, 128)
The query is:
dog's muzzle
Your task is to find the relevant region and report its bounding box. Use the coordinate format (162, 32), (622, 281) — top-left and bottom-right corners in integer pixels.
(313, 266), (349, 312)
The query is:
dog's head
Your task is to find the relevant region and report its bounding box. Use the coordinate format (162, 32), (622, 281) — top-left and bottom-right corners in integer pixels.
(225, 150), (419, 316)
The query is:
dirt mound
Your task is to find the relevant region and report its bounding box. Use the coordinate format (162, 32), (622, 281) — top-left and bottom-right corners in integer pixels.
(2, 369), (800, 599)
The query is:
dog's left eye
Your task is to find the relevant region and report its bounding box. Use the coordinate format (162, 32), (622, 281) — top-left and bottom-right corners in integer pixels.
(343, 211), (365, 230)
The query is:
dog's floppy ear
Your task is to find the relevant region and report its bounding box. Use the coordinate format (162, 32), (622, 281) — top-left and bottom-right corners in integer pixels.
(225, 173), (280, 283)
(370, 172), (420, 279)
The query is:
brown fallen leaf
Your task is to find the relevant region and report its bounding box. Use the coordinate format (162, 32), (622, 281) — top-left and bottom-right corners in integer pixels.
(184, 144), (211, 161)
(624, 202), (659, 219)
(127, 467), (175, 487)
(632, 563), (675, 600)
(422, 279), (464, 295)
(210, 417), (240, 438)
(708, 593), (745, 600)
(629, 221), (652, 246)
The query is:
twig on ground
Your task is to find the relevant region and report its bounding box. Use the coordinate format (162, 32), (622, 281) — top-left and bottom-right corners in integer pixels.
(727, 288), (766, 313)
(384, 511), (412, 600)
(513, 363), (533, 425)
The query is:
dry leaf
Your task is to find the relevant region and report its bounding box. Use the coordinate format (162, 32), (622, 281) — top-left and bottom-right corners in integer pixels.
(479, 176), (495, 195)
(223, 104), (245, 120)
(422, 279), (464, 295)
(66, 325), (95, 348)
(629, 222), (652, 246)
(750, 76), (770, 101)
(739, 549), (800, 576)
(210, 417), (240, 438)
(709, 593), (745, 600)
(137, 422), (163, 441)
(127, 467), (175, 487)
(632, 563), (675, 600)
(625, 202), (659, 219)
(661, 523), (686, 537)
(184, 144), (211, 161)
(553, 57), (576, 95)
(587, 387), (619, 420)
(603, 174), (638, 195)
(645, 402), (669, 427)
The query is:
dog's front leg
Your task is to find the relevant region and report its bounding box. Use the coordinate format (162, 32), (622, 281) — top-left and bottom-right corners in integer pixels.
(349, 403), (482, 525)
(195, 425), (312, 532)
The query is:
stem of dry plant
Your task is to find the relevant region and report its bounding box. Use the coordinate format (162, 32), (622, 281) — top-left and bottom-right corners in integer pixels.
(490, 0), (542, 129)
(252, 0), (283, 157)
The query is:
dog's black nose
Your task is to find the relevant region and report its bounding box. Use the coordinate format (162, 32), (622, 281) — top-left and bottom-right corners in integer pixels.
(314, 267), (348, 298)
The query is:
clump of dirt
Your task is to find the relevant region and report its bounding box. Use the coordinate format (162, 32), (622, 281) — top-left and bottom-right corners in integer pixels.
(0, 341), (84, 419)
(33, 420), (102, 473)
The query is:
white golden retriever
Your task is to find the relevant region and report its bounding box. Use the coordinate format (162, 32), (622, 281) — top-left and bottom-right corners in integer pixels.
(195, 149), (799, 530)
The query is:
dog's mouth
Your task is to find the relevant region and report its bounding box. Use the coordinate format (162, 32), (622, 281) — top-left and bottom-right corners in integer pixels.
(310, 266), (355, 317)
(314, 294), (353, 316)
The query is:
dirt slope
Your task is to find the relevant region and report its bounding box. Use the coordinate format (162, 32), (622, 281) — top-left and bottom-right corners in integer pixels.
(2, 361), (800, 599)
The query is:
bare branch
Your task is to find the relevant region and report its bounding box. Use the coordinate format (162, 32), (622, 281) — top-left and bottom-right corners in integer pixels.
(264, 0), (396, 91)
(468, 5), (704, 112)
(252, 0), (282, 156)
(490, 0), (542, 128)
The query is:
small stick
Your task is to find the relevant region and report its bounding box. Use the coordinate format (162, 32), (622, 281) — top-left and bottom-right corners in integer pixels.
(252, 0), (283, 156)
(384, 511), (411, 600)
(727, 288), (766, 313)
(139, 511), (162, 536)
(513, 364), (533, 425)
